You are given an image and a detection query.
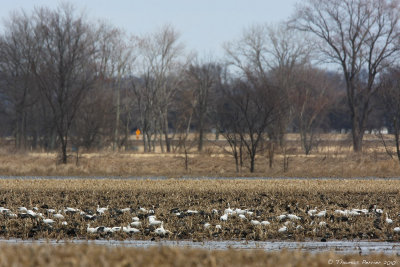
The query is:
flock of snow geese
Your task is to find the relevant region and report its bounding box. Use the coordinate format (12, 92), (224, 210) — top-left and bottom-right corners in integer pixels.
(0, 205), (172, 236)
(0, 203), (400, 237)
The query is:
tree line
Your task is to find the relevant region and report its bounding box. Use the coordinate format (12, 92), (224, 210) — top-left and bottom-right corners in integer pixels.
(1, 1), (400, 171)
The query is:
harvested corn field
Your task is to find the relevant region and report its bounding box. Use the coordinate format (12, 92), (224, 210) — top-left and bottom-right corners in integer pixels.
(0, 179), (399, 241)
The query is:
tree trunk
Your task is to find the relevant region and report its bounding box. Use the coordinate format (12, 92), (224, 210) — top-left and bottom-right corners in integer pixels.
(394, 118), (400, 163)
(239, 139), (243, 170)
(15, 120), (20, 150)
(50, 131), (56, 151)
(22, 111), (27, 150)
(146, 132), (152, 152)
(300, 129), (313, 155)
(234, 150), (239, 173)
(351, 118), (363, 153)
(250, 153), (255, 173)
(143, 132), (147, 152)
(163, 114), (170, 152)
(32, 128), (38, 150)
(113, 84), (120, 151)
(268, 142), (274, 168)
(159, 130), (164, 153)
(61, 140), (67, 164)
(198, 117), (204, 152)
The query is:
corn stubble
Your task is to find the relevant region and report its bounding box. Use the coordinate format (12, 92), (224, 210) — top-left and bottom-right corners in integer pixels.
(0, 179), (399, 241)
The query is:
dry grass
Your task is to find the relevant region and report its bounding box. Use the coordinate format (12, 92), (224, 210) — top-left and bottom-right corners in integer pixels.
(0, 133), (398, 177)
(0, 244), (398, 267)
(1, 179), (400, 241)
(0, 149), (399, 177)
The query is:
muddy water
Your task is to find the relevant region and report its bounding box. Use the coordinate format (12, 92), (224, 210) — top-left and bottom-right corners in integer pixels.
(1, 239), (400, 255)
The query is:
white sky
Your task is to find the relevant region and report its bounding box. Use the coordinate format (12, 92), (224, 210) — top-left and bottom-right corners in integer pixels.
(0, 0), (298, 57)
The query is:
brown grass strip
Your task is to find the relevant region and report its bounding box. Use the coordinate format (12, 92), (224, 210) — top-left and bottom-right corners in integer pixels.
(0, 244), (398, 267)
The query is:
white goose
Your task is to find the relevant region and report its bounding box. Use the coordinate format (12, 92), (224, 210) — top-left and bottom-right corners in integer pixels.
(278, 226), (288, 233)
(87, 224), (98, 234)
(287, 214), (300, 220)
(154, 223), (170, 236)
(123, 225), (140, 233)
(130, 221), (141, 227)
(148, 216), (162, 226)
(386, 213), (393, 224)
(111, 226), (121, 232)
(307, 208), (318, 216)
(220, 214), (228, 221)
(316, 210), (327, 218)
(53, 213), (64, 219)
(18, 207), (28, 213)
(277, 214), (287, 221)
(43, 218), (55, 224)
(224, 203), (234, 215)
(97, 205), (108, 214)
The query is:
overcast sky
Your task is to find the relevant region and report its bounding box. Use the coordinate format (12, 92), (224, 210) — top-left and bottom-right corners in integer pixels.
(0, 0), (298, 57)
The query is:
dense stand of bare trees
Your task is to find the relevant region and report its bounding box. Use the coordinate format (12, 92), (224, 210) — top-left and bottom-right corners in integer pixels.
(1, 2), (400, 171)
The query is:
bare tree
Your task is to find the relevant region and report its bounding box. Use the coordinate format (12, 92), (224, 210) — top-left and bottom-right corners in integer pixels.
(31, 4), (97, 163)
(379, 67), (400, 163)
(0, 11), (39, 150)
(291, 0), (400, 152)
(215, 75), (281, 173)
(110, 35), (136, 151)
(265, 23), (313, 147)
(93, 23), (136, 151)
(70, 85), (114, 151)
(131, 74), (157, 152)
(291, 67), (336, 155)
(137, 25), (185, 152)
(225, 23), (312, 148)
(184, 58), (221, 151)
